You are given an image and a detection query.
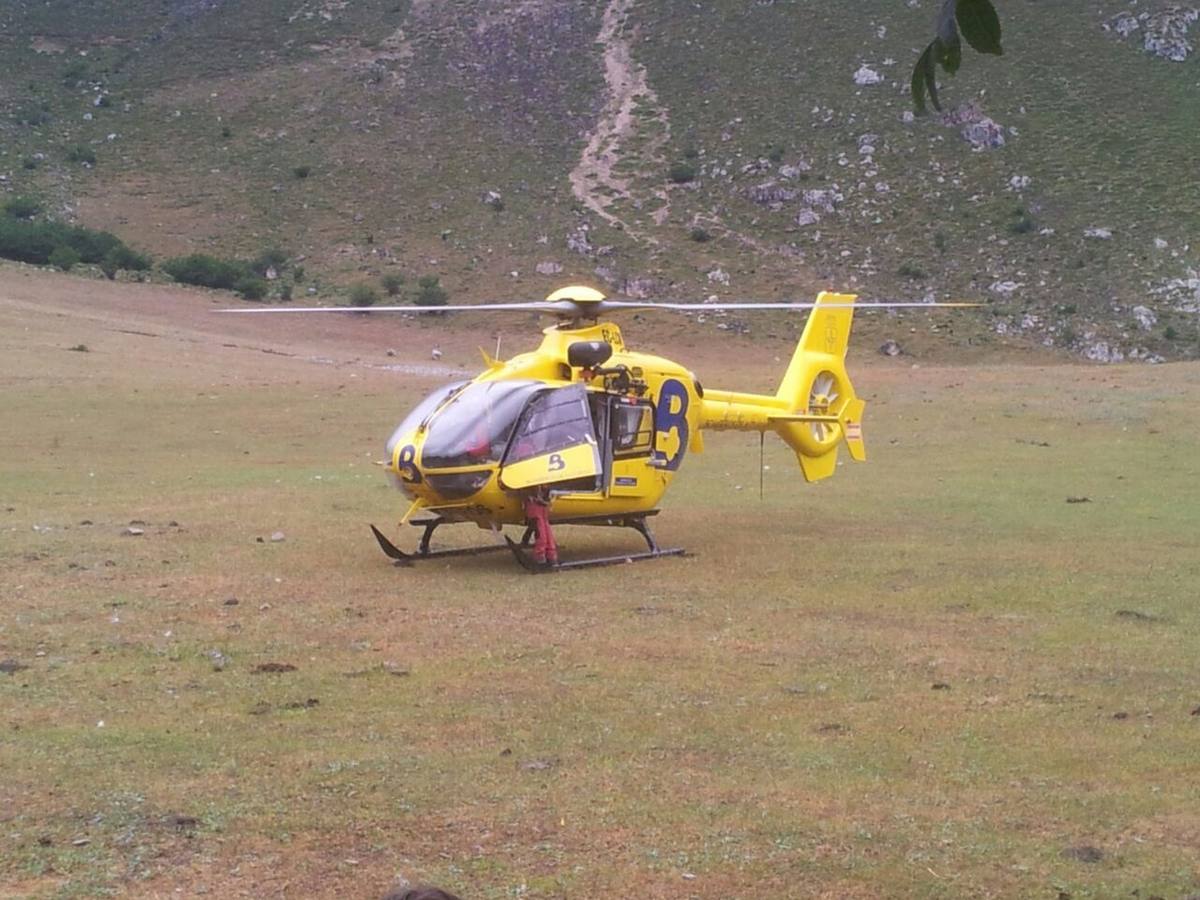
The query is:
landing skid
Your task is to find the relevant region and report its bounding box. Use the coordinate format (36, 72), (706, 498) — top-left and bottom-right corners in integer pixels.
(369, 522), (515, 567)
(370, 512), (684, 572)
(505, 513), (685, 573)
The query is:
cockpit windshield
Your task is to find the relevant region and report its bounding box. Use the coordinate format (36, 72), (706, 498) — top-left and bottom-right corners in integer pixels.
(420, 379), (543, 469)
(385, 380), (468, 459)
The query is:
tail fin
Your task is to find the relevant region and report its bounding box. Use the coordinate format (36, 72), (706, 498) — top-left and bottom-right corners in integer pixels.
(769, 292), (867, 482)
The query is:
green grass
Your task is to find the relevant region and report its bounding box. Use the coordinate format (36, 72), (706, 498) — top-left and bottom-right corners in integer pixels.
(2, 301), (1199, 897)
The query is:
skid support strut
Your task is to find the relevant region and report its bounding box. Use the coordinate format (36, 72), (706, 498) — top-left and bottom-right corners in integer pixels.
(504, 512), (685, 573)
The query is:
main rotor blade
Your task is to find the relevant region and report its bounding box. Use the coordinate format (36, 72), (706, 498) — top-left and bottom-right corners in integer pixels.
(215, 301), (578, 314)
(599, 300), (980, 311)
(214, 298), (980, 316)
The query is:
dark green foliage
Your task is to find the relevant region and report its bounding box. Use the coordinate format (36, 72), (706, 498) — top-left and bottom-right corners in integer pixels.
(689, 227), (711, 243)
(292, 266), (305, 283)
(898, 261), (927, 280)
(234, 277), (268, 301)
(105, 245), (152, 272)
(162, 254), (251, 291)
(766, 145), (785, 163)
(349, 283), (380, 308)
(292, 165), (311, 179)
(67, 145), (97, 165)
(414, 275), (448, 307)
(381, 273), (405, 296)
(1008, 215), (1037, 235)
(933, 230), (949, 253)
(62, 59), (89, 85)
(0, 219), (144, 271)
(3, 196), (42, 220)
(668, 162), (696, 184)
(912, 0), (1002, 113)
(14, 100), (51, 127)
(252, 247), (289, 275)
(68, 344), (89, 352)
(22, 158), (40, 171)
(279, 283), (293, 302)
(221, 125), (232, 139)
(1164, 325), (1178, 341)
(48, 245), (81, 271)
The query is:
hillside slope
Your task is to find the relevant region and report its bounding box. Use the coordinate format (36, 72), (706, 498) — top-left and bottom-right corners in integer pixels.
(1, 0), (1198, 360)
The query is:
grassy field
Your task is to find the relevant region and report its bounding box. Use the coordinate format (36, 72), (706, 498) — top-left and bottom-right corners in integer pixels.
(2, 268), (1199, 898)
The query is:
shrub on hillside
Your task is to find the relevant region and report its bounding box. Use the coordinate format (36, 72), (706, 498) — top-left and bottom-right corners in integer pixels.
(252, 247), (289, 276)
(349, 283), (380, 308)
(3, 196), (42, 220)
(162, 254), (250, 291)
(668, 162), (696, 184)
(381, 273), (405, 296)
(0, 219), (146, 271)
(414, 275), (448, 307)
(67, 145), (97, 165)
(48, 245), (81, 271)
(234, 277), (268, 301)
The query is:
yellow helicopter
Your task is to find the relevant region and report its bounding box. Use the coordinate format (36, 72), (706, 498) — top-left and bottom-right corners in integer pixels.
(222, 285), (972, 571)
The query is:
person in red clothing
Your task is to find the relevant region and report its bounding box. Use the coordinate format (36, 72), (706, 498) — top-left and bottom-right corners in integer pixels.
(521, 484), (558, 566)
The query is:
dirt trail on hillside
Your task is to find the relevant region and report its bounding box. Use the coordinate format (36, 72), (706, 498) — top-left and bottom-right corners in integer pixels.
(569, 0), (671, 237)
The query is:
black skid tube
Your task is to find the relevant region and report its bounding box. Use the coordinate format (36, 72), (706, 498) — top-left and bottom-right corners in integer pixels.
(370, 524), (414, 566)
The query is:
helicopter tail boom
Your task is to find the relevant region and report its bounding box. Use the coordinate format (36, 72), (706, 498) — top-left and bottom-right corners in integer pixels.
(698, 292), (865, 483)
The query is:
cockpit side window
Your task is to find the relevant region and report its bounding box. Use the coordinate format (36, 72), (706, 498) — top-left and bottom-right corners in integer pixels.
(612, 398), (654, 458)
(504, 384), (597, 466)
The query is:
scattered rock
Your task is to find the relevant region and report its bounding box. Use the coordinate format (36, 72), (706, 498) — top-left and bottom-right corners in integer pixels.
(853, 64), (884, 85)
(878, 340), (902, 357)
(794, 208), (820, 227)
(817, 722), (848, 733)
(252, 662), (297, 674)
(123, 526), (145, 536)
(430, 348), (443, 360)
(269, 531), (286, 542)
(1131, 306), (1157, 330)
(520, 757), (557, 771)
(1061, 845), (1104, 864)
(481, 190), (503, 210)
(1082, 341), (1124, 363)
(205, 649), (229, 671)
(961, 117), (1006, 150)
(386, 348), (396, 357)
(1084, 227), (1113, 240)
(1008, 175), (1031, 191)
(706, 268), (730, 286)
(223, 597), (239, 606)
(535, 261), (563, 275)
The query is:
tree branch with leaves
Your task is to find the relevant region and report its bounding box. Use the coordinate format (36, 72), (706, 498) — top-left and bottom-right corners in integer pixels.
(911, 0), (1004, 112)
